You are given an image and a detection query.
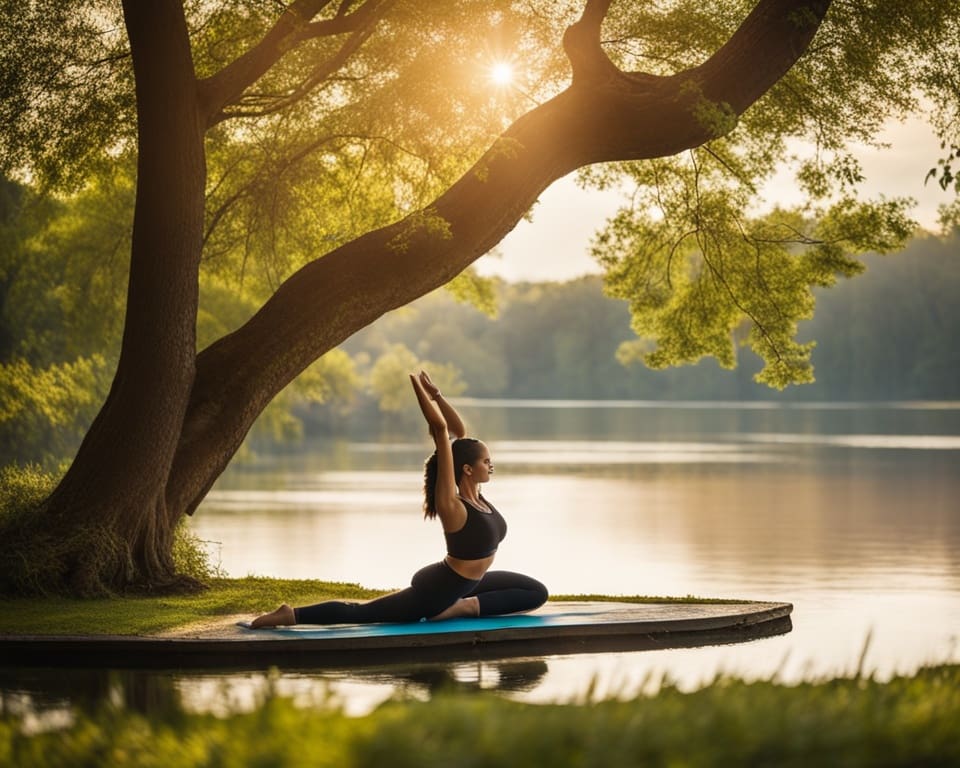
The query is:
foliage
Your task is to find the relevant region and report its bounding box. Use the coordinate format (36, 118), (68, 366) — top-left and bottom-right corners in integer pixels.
(0, 465), (58, 595)
(341, 278), (630, 400)
(0, 464), (56, 524)
(0, 520), (103, 597)
(341, 232), (960, 405)
(244, 350), (361, 454)
(0, 170), (131, 368)
(0, 173), (126, 469)
(171, 523), (224, 584)
(0, 2), (134, 190)
(0, 1), (956, 458)
(587, 0), (960, 387)
(0, 355), (113, 468)
(0, 167), (369, 464)
(0, 465), (221, 595)
(368, 344), (465, 414)
(1, 1), (563, 296)
(594, 160), (915, 389)
(3, 664), (958, 766)
(797, 233), (960, 399)
(927, 142), (960, 193)
(3, 2), (959, 397)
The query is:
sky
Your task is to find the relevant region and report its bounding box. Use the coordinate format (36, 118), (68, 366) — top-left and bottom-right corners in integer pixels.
(476, 115), (952, 283)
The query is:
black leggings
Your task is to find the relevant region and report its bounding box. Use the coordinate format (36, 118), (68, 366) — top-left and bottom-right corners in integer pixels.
(293, 560), (548, 625)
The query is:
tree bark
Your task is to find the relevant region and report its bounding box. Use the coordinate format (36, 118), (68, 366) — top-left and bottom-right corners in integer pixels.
(167, 0), (833, 518)
(30, 0), (206, 594)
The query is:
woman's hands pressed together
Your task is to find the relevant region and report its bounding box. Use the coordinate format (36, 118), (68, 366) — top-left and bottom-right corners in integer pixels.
(414, 369), (467, 440)
(410, 371), (447, 436)
(418, 370), (441, 400)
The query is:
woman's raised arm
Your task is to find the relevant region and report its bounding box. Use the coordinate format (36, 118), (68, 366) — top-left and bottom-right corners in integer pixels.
(410, 372), (446, 437)
(410, 372), (465, 530)
(416, 370), (466, 439)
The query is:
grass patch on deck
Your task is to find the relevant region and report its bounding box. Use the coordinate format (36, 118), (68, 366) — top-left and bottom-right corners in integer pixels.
(0, 577), (744, 636)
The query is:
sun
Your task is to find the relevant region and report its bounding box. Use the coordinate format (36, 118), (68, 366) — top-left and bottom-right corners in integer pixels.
(489, 61), (514, 87)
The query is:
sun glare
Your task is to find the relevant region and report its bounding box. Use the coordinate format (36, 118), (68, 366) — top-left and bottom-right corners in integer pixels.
(489, 61), (514, 86)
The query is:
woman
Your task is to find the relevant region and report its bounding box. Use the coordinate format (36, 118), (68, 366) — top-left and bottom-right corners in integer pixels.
(247, 370), (548, 628)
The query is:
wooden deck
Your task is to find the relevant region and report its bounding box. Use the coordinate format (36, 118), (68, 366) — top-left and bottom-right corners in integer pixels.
(0, 601), (793, 669)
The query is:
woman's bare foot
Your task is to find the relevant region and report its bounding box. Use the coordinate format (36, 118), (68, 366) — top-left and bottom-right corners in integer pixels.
(250, 603), (296, 629)
(429, 596), (480, 621)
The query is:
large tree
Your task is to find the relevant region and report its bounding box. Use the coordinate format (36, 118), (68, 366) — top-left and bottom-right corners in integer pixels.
(1, 0), (956, 594)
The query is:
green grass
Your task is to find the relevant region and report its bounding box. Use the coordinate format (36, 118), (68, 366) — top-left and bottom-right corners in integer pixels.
(0, 578), (745, 635)
(3, 664), (958, 766)
(0, 577), (383, 635)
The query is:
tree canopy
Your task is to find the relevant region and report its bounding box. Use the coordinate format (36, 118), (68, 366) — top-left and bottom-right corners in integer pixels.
(3, 1), (957, 387)
(1, 0), (958, 594)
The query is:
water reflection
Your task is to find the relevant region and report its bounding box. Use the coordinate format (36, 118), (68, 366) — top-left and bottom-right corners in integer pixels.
(0, 658), (552, 727)
(0, 667), (188, 733)
(490, 439), (776, 465)
(740, 433), (960, 449)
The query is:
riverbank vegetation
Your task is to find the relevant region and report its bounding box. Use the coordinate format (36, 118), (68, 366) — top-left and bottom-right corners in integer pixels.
(3, 663), (958, 766)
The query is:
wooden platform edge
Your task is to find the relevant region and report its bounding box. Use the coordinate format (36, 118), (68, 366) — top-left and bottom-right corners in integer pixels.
(0, 602), (793, 669)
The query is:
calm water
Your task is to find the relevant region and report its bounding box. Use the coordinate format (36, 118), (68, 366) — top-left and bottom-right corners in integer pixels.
(5, 401), (960, 722)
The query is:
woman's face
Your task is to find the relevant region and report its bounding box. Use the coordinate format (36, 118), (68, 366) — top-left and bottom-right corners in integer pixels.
(466, 443), (494, 483)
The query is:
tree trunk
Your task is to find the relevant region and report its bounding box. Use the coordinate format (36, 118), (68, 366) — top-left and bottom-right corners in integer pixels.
(13, 0), (207, 595)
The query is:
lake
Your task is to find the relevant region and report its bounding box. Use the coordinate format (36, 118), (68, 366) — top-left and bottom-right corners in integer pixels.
(5, 400), (960, 721)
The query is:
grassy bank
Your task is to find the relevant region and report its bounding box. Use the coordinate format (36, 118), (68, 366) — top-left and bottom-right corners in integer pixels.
(3, 664), (958, 766)
(0, 577), (742, 635)
(0, 577), (385, 635)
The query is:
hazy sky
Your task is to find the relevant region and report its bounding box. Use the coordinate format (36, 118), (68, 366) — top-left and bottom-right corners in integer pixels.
(476, 115), (952, 283)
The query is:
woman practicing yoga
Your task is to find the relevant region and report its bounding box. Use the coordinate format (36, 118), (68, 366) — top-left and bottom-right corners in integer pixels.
(247, 370), (548, 628)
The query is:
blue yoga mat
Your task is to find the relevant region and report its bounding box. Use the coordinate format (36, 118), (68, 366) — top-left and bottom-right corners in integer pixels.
(236, 609), (611, 640)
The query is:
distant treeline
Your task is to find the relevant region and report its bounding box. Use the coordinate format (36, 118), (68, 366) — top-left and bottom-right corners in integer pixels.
(339, 231), (960, 404)
(3, 214), (958, 463)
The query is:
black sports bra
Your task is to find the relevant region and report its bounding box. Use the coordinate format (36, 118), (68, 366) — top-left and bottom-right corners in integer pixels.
(444, 496), (507, 560)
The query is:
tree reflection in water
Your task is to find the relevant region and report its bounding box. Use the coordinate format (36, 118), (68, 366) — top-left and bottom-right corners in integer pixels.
(0, 659), (551, 728)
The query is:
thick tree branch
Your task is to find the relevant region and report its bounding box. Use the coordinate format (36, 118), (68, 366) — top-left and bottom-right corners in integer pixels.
(563, 0), (624, 86)
(197, 0), (389, 127)
(692, 0), (832, 115)
(170, 0), (835, 516)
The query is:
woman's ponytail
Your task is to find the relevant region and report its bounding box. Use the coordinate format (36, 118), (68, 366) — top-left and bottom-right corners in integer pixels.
(422, 451), (439, 518)
(422, 438), (484, 518)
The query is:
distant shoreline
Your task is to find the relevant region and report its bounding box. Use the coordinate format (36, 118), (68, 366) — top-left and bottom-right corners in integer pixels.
(453, 398), (960, 410)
